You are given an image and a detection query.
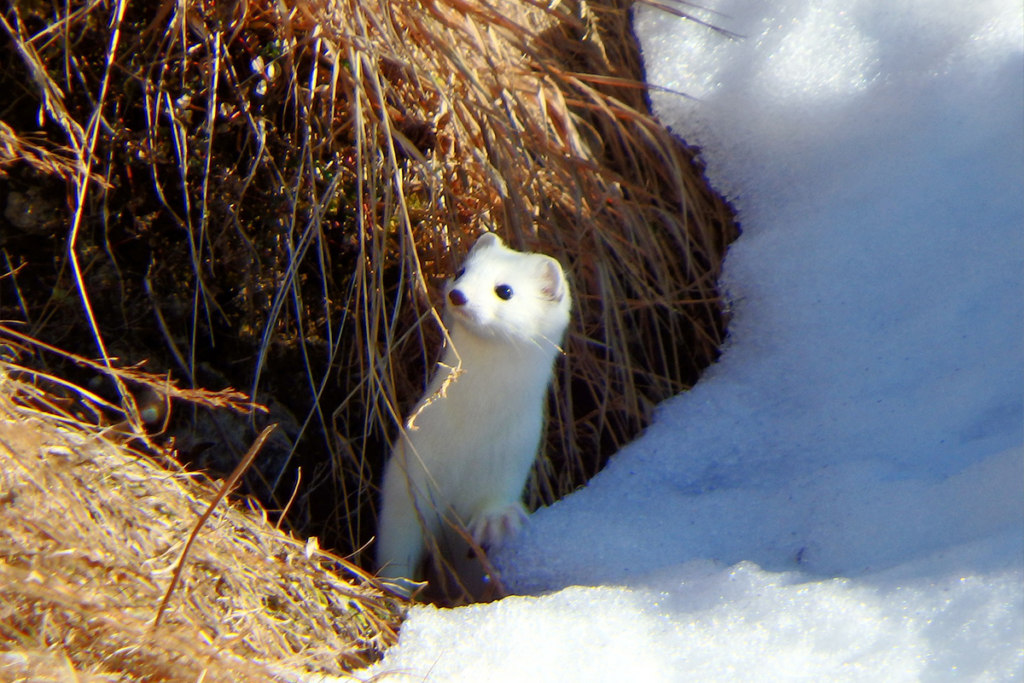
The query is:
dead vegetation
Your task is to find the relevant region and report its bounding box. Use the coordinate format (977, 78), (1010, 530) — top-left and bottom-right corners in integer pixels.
(0, 0), (736, 604)
(0, 354), (399, 681)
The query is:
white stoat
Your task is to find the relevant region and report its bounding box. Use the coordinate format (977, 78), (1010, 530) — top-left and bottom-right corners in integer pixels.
(376, 232), (571, 583)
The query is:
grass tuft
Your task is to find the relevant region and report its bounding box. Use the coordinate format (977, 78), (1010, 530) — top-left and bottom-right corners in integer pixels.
(0, 0), (738, 600)
(0, 354), (399, 680)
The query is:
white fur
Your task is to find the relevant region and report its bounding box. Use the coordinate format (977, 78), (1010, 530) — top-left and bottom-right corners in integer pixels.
(376, 233), (571, 581)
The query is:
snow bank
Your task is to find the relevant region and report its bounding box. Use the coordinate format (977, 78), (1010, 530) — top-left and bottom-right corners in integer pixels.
(357, 1), (1024, 679)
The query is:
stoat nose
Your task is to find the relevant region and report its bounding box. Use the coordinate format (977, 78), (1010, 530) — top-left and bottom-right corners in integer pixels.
(449, 289), (468, 306)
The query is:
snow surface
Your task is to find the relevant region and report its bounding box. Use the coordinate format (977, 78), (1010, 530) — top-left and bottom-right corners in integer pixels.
(352, 1), (1024, 680)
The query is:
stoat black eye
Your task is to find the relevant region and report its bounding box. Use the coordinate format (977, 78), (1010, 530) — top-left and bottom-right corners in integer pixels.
(455, 267), (466, 280)
(495, 284), (513, 300)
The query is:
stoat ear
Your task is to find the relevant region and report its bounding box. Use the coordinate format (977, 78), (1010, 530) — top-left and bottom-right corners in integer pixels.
(470, 232), (502, 253)
(537, 256), (568, 303)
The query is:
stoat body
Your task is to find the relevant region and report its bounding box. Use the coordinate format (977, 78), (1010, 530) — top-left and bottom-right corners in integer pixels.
(376, 233), (571, 583)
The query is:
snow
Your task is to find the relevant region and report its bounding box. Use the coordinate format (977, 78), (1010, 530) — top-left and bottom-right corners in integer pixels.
(351, 0), (1024, 680)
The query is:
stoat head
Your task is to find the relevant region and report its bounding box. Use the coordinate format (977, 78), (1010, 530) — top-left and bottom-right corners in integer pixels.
(444, 233), (571, 350)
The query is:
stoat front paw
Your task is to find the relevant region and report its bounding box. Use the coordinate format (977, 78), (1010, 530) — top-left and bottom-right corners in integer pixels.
(469, 503), (528, 549)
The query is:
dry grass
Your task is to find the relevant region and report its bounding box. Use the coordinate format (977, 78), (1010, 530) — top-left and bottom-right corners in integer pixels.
(0, 0), (737, 597)
(0, 356), (399, 681)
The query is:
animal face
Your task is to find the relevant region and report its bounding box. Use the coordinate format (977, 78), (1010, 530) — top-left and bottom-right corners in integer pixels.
(445, 233), (571, 348)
